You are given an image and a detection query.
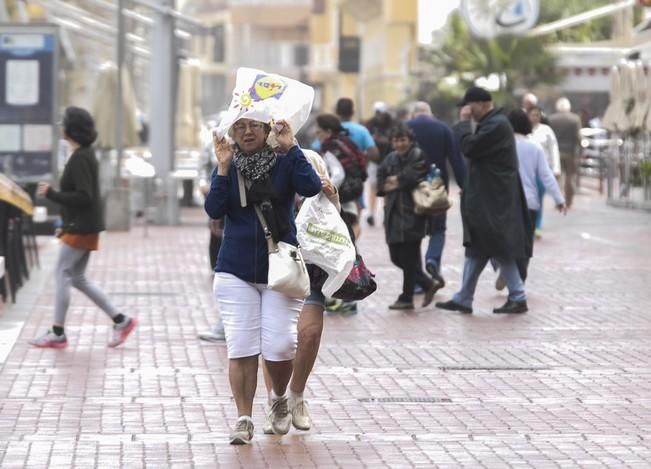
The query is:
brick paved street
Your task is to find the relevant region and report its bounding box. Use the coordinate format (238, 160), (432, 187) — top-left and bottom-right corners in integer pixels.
(0, 189), (650, 468)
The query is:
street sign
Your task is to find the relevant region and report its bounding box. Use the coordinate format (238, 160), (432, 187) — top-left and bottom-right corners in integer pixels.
(460, 0), (541, 39)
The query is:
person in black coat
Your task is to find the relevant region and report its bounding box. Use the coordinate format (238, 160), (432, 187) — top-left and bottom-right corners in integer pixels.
(436, 87), (532, 315)
(30, 107), (137, 348)
(377, 125), (438, 310)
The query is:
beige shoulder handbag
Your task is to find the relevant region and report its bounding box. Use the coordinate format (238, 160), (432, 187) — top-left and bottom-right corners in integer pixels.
(238, 170), (309, 299)
(412, 177), (452, 215)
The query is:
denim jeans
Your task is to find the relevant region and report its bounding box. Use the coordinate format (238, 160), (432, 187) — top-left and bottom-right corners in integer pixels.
(452, 256), (526, 308)
(425, 213), (447, 273)
(535, 177), (545, 230)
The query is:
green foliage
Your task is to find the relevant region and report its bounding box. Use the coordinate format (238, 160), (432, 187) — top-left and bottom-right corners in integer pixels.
(425, 13), (559, 95)
(417, 1), (643, 120)
(640, 160), (651, 182)
(539, 0), (614, 42)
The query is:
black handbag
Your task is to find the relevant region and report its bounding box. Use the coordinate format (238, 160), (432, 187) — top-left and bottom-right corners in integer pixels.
(332, 254), (377, 301)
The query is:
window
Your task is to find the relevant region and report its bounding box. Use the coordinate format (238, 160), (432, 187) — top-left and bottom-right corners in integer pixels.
(313, 0), (325, 14)
(212, 25), (225, 63)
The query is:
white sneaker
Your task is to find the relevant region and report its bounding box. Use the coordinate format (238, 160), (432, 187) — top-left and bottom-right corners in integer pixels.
(269, 396), (291, 435)
(198, 328), (225, 342)
(263, 412), (274, 435)
(230, 418), (254, 445)
(29, 330), (68, 349)
(290, 397), (312, 431)
(108, 317), (137, 348)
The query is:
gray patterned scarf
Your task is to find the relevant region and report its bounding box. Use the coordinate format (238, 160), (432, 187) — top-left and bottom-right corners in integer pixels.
(233, 147), (278, 182)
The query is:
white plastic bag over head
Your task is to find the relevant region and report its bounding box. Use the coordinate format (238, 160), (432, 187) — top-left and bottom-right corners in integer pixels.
(296, 193), (356, 297)
(217, 67), (315, 143)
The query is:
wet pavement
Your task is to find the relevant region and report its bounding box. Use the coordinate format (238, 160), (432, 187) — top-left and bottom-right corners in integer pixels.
(0, 188), (650, 468)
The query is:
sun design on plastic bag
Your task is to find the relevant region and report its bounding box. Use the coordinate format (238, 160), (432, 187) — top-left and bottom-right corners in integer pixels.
(232, 91), (254, 111)
(249, 75), (287, 102)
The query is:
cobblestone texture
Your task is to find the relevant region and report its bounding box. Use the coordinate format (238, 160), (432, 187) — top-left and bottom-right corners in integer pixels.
(0, 190), (650, 468)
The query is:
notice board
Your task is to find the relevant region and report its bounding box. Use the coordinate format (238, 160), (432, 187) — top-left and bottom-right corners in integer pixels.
(0, 24), (58, 182)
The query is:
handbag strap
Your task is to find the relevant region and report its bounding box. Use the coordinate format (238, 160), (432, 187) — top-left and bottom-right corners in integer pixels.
(253, 204), (278, 254)
(237, 170), (247, 207)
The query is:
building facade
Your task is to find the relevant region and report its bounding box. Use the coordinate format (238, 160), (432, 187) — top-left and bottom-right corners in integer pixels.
(187, 0), (419, 120)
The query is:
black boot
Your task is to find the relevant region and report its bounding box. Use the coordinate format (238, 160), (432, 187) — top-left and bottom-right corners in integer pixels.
(435, 299), (472, 314)
(493, 299), (528, 314)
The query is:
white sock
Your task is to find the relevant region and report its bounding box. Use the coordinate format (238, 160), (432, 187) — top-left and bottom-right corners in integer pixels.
(289, 389), (303, 400)
(237, 415), (253, 424)
(271, 390), (286, 402)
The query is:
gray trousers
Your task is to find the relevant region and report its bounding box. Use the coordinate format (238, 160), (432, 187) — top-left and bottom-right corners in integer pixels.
(55, 243), (120, 325)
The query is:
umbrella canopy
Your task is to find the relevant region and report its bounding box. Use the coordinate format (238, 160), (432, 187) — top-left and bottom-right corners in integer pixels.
(92, 62), (141, 150)
(647, 66), (651, 132)
(176, 60), (203, 149)
(632, 60), (648, 131)
(620, 61), (637, 133)
(602, 65), (623, 132)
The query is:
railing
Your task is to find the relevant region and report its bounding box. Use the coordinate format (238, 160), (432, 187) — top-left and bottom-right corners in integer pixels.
(601, 133), (651, 210)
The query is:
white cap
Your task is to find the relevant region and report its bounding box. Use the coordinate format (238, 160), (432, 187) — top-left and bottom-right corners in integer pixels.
(373, 101), (388, 113)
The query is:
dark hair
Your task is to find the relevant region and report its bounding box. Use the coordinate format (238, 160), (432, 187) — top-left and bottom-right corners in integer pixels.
(390, 124), (415, 141)
(316, 113), (345, 134)
(62, 106), (98, 147)
(508, 109), (532, 135)
(335, 98), (354, 119)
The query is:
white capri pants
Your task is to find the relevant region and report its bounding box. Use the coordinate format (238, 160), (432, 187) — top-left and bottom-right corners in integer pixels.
(213, 272), (303, 361)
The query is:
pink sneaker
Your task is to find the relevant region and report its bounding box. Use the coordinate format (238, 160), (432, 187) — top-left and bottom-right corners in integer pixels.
(108, 318), (137, 348)
(29, 330), (68, 349)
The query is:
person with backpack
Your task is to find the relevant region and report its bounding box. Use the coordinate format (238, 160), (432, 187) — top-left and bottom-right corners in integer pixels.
(315, 114), (367, 237)
(314, 113), (366, 315)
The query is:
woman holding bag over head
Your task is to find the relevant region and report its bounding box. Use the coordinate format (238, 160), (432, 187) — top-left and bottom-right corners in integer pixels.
(205, 117), (321, 445)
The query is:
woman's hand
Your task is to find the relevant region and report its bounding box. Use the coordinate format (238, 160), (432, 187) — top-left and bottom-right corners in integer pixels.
(213, 131), (234, 175)
(383, 175), (399, 193)
(321, 176), (336, 197)
(273, 120), (296, 153)
(36, 182), (50, 197)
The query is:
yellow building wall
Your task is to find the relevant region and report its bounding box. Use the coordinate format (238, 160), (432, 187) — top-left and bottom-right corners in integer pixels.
(310, 15), (331, 44)
(384, 0), (417, 24)
(309, 0), (418, 118)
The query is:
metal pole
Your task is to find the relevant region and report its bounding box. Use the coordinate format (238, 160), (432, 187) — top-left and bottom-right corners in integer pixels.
(150, 0), (179, 225)
(116, 0), (125, 183)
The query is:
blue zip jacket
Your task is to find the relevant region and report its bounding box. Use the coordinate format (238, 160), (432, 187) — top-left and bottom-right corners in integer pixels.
(204, 145), (322, 284)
